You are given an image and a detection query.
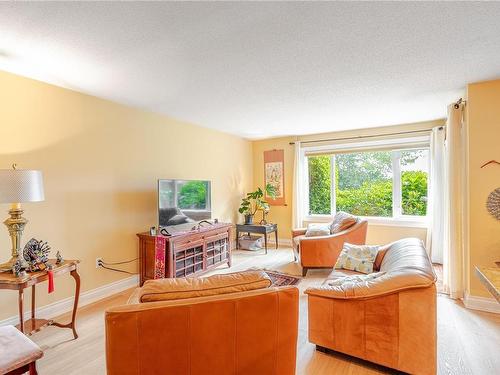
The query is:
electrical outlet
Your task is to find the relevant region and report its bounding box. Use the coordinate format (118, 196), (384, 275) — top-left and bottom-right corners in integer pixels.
(96, 257), (103, 268)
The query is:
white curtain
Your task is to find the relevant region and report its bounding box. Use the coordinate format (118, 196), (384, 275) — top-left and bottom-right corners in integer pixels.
(443, 102), (466, 299)
(426, 127), (446, 264)
(292, 141), (304, 229)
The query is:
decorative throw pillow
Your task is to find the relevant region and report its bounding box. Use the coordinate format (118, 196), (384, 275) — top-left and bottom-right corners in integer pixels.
(329, 211), (358, 234)
(305, 223), (331, 237)
(334, 243), (380, 274)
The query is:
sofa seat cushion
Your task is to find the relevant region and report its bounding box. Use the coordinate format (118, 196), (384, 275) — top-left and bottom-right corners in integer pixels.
(325, 268), (363, 280)
(324, 271), (386, 287)
(0, 325), (43, 374)
(138, 270), (272, 303)
(305, 238), (436, 300)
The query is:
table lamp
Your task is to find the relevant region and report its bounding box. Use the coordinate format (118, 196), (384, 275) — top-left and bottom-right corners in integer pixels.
(0, 165), (44, 272)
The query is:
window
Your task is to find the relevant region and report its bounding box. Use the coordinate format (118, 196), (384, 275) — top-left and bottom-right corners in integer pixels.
(307, 148), (429, 220)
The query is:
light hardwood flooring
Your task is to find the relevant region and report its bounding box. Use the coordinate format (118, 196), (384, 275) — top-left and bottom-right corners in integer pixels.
(30, 247), (500, 375)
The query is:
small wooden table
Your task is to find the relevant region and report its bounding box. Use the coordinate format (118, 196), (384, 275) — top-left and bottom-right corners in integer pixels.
(0, 259), (80, 338)
(235, 223), (278, 254)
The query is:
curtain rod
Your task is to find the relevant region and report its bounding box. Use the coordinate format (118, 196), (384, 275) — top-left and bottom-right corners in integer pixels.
(288, 127), (444, 146)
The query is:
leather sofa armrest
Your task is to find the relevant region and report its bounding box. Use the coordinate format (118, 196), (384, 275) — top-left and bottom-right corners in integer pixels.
(305, 270), (436, 300)
(291, 228), (307, 237)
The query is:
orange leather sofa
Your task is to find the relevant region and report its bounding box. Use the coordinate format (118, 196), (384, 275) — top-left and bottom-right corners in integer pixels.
(105, 271), (299, 375)
(292, 218), (368, 275)
(305, 238), (437, 375)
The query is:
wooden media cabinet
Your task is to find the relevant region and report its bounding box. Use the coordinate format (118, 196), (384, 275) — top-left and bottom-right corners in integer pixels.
(137, 223), (232, 285)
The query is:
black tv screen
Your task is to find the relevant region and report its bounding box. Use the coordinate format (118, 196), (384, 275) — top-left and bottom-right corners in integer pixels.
(158, 179), (211, 227)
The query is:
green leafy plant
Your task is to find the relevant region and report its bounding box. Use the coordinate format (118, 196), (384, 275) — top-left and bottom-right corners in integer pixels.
(308, 153), (428, 217)
(239, 184), (277, 216)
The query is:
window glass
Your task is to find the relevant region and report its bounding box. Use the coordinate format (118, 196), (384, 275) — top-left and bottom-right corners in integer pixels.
(335, 151), (393, 217)
(306, 147), (428, 219)
(400, 150), (429, 216)
(308, 155), (331, 215)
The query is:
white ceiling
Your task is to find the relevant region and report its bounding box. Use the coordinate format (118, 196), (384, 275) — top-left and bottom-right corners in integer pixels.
(1, 2), (500, 139)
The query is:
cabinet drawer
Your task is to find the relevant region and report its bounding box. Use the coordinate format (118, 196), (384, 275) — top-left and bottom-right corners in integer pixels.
(173, 239), (204, 252)
(205, 232), (229, 243)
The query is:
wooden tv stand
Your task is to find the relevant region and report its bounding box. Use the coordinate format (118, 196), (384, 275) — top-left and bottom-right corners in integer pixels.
(137, 223), (232, 285)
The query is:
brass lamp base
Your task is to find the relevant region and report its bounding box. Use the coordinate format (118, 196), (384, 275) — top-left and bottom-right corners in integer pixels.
(0, 204), (29, 273)
(0, 256), (18, 272)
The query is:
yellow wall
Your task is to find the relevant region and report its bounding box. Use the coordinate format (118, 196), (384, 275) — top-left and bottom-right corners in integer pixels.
(252, 120), (444, 244)
(0, 70), (253, 321)
(466, 79), (500, 298)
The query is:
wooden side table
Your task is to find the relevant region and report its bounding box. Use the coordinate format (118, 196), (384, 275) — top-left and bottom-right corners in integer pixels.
(235, 223), (278, 254)
(0, 259), (81, 338)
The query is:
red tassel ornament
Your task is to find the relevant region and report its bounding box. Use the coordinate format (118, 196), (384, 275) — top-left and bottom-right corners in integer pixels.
(48, 270), (54, 293)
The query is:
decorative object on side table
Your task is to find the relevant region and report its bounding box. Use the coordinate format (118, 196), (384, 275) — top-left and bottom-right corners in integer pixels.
(238, 183), (276, 225)
(23, 238), (52, 272)
(0, 164), (45, 272)
(56, 250), (64, 264)
(12, 259), (26, 278)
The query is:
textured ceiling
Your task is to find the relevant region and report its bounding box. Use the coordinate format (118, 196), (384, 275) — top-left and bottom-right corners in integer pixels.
(1, 2), (500, 139)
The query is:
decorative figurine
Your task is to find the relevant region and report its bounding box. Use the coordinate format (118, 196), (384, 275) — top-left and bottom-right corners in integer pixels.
(56, 250), (64, 264)
(260, 207), (270, 225)
(23, 238), (51, 272)
(12, 259), (23, 277)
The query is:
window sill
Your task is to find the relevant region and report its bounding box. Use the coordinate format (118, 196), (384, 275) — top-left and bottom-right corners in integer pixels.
(303, 215), (429, 229)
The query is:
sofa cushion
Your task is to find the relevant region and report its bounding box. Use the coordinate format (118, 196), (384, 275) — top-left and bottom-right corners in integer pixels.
(324, 271), (386, 287)
(138, 270), (272, 303)
(325, 268), (362, 280)
(0, 325), (43, 374)
(334, 243), (380, 274)
(305, 223), (331, 237)
(305, 238), (436, 299)
(329, 211), (358, 233)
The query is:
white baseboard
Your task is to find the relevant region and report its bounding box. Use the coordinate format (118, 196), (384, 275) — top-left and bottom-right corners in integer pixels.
(463, 293), (500, 314)
(269, 238), (292, 247)
(0, 274), (139, 327)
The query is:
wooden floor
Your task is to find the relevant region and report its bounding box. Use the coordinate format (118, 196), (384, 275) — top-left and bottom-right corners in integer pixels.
(31, 247), (500, 375)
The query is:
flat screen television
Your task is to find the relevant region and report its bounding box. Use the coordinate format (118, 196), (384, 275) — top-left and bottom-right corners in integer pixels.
(158, 179), (211, 228)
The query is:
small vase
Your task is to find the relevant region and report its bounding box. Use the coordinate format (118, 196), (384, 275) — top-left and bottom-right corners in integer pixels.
(244, 214), (254, 225)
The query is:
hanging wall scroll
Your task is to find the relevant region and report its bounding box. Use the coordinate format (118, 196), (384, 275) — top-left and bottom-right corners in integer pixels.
(264, 149), (286, 206)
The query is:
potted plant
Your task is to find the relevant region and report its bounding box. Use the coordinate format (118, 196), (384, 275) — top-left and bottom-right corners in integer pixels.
(238, 184), (277, 224)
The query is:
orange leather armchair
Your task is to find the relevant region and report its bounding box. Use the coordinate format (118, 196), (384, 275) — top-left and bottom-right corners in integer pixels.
(305, 238), (437, 375)
(292, 219), (368, 275)
(106, 284), (299, 375)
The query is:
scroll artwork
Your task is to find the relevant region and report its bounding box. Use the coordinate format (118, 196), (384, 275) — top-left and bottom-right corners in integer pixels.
(264, 149), (285, 206)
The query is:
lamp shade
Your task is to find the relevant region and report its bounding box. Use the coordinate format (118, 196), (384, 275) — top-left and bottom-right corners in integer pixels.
(0, 169), (45, 204)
